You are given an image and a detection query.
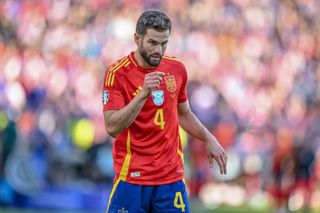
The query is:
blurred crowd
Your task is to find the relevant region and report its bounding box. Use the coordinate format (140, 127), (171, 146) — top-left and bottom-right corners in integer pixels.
(1, 0), (320, 212)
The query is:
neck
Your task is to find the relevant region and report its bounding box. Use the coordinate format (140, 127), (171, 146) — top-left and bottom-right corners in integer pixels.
(134, 50), (154, 69)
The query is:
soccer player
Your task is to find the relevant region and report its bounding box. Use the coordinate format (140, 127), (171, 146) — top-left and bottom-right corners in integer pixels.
(102, 10), (228, 212)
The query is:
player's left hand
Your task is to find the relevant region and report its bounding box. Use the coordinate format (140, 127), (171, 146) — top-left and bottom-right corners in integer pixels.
(206, 137), (228, 175)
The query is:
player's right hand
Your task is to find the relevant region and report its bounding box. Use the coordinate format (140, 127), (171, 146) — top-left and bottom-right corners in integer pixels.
(141, 71), (165, 95)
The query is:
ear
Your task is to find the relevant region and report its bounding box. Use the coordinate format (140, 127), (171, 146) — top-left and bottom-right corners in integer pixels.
(134, 32), (141, 46)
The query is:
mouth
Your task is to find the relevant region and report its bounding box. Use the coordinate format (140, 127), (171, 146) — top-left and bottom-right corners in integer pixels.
(150, 54), (161, 60)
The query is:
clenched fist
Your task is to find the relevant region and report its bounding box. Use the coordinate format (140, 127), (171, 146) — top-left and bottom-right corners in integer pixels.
(140, 71), (165, 97)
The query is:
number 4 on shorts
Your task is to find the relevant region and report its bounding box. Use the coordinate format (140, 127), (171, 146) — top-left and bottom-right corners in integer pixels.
(174, 192), (185, 212)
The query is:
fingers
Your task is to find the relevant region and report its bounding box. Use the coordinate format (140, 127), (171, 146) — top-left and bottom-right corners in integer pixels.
(145, 75), (163, 83)
(144, 71), (165, 90)
(150, 79), (162, 84)
(213, 155), (225, 175)
(223, 152), (228, 162)
(151, 71), (165, 77)
(210, 151), (228, 175)
(145, 72), (165, 81)
(220, 154), (227, 175)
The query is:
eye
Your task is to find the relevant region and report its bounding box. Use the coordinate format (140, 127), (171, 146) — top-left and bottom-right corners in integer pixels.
(161, 41), (168, 47)
(150, 41), (158, 45)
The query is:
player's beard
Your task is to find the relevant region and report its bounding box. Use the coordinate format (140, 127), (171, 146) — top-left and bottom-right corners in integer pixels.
(139, 44), (162, 67)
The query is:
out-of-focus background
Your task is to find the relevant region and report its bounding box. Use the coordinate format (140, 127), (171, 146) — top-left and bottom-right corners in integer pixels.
(1, 0), (320, 212)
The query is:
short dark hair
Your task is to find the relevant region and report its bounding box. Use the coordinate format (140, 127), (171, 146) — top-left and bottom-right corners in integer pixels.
(136, 11), (171, 36)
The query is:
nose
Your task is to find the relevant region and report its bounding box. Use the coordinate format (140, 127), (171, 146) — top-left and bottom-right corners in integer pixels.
(154, 44), (162, 54)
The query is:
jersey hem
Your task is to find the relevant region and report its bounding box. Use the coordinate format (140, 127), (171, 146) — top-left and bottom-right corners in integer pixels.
(116, 175), (184, 186)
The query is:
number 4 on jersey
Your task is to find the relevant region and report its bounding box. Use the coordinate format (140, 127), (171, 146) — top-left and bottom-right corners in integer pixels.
(154, 108), (165, 129)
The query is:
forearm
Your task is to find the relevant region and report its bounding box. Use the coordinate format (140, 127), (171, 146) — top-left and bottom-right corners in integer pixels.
(104, 71), (164, 137)
(178, 102), (227, 174)
(179, 110), (214, 143)
(105, 91), (149, 137)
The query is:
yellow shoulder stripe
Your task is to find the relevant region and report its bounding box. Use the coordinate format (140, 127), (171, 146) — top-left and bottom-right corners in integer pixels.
(163, 55), (179, 61)
(105, 57), (128, 86)
(105, 57), (129, 87)
(110, 60), (130, 86)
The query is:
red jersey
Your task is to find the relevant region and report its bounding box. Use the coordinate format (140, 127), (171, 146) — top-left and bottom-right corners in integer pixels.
(102, 52), (188, 185)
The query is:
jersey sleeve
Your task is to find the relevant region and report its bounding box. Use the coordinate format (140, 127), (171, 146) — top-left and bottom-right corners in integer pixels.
(178, 64), (188, 103)
(102, 67), (126, 111)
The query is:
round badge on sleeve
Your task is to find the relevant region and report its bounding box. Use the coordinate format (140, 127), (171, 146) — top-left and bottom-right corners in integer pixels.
(103, 90), (109, 105)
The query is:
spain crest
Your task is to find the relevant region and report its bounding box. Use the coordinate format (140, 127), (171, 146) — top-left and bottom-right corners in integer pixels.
(151, 90), (164, 106)
(164, 75), (177, 93)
